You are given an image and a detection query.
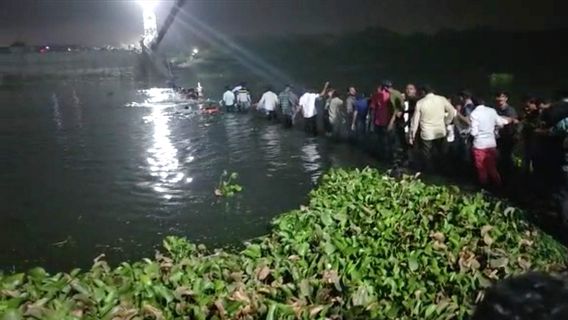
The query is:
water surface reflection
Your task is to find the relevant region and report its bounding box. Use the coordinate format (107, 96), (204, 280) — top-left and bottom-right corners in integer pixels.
(137, 88), (195, 201)
(0, 82), (375, 271)
(301, 140), (323, 184)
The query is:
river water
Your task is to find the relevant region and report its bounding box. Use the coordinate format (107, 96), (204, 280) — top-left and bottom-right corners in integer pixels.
(0, 79), (375, 272)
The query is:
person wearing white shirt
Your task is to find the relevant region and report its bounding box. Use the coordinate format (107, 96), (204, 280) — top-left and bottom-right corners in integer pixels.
(257, 87), (279, 121)
(470, 101), (513, 187)
(235, 86), (252, 112)
(222, 86), (236, 112)
(299, 81), (330, 136)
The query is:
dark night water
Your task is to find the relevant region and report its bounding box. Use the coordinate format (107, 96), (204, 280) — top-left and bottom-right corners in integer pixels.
(0, 79), (375, 272)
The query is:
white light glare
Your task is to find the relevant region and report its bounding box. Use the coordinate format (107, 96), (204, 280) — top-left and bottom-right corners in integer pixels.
(139, 0), (159, 47)
(192, 48), (199, 55)
(137, 0), (158, 11)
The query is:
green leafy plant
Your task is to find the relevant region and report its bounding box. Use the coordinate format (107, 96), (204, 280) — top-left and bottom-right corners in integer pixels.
(1, 168), (566, 319)
(214, 170), (243, 197)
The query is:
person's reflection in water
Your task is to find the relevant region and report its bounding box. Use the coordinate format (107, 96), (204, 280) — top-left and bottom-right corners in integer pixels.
(260, 124), (282, 171)
(301, 140), (322, 184)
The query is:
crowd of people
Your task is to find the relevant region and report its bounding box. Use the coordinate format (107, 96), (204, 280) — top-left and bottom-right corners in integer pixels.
(221, 83), (253, 113)
(221, 82), (568, 218)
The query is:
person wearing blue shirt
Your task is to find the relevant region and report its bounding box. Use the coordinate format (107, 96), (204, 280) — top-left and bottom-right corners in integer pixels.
(351, 93), (370, 140)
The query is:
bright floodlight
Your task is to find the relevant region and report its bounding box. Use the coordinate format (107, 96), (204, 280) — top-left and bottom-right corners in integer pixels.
(192, 48), (199, 55)
(137, 0), (158, 10)
(138, 0), (159, 47)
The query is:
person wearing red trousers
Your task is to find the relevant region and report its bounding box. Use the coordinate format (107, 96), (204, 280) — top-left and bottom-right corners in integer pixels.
(470, 100), (517, 187)
(472, 147), (501, 186)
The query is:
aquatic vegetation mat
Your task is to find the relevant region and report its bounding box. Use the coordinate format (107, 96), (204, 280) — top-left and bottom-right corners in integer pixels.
(215, 171), (243, 197)
(1, 168), (567, 319)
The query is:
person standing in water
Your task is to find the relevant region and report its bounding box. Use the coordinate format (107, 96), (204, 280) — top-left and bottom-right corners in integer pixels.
(345, 86), (358, 141)
(257, 86), (279, 121)
(370, 84), (393, 160)
(232, 82), (244, 94)
(299, 81), (330, 136)
(278, 85), (298, 128)
(384, 81), (406, 164)
(409, 85), (456, 173)
(323, 88), (335, 135)
(370, 80), (404, 162)
(328, 90), (347, 141)
(236, 86), (252, 112)
(345, 86), (357, 115)
(222, 86), (236, 112)
(351, 92), (370, 142)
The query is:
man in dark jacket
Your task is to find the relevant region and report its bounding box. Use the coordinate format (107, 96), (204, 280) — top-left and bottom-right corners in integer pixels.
(494, 91), (519, 183)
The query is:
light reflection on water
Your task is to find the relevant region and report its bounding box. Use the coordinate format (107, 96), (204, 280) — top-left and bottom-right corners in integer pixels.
(0, 82), (376, 271)
(71, 89), (83, 128)
(139, 88), (192, 200)
(301, 141), (323, 184)
(51, 93), (63, 130)
(260, 124), (283, 174)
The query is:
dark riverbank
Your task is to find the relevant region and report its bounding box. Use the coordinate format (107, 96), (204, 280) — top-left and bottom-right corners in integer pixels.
(172, 27), (568, 100)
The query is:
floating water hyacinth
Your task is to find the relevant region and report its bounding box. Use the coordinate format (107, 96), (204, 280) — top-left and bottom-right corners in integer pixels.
(1, 168), (566, 319)
(215, 170), (243, 197)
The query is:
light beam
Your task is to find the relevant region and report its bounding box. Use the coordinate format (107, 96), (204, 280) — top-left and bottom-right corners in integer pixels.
(138, 0), (159, 47)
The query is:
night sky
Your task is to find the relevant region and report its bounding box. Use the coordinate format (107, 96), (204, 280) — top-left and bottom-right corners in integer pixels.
(0, 0), (566, 46)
